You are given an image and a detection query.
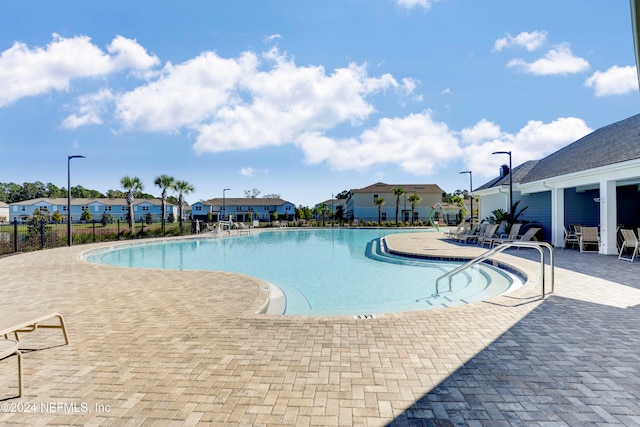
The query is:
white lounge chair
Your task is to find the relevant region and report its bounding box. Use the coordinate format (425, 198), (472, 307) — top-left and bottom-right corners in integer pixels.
(618, 229), (640, 262)
(0, 311), (70, 345)
(490, 223), (522, 247)
(478, 224), (499, 247)
(579, 226), (600, 253)
(563, 225), (580, 249)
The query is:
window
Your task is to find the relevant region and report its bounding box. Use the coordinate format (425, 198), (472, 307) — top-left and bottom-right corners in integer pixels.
(62, 206), (67, 212)
(21, 206), (26, 211)
(105, 206), (112, 212)
(142, 206), (150, 212)
(195, 205), (202, 212)
(122, 206), (128, 211)
(381, 212), (387, 220)
(373, 194), (378, 201)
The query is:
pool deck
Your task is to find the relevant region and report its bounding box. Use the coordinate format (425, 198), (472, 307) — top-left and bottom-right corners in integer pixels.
(1, 229), (640, 426)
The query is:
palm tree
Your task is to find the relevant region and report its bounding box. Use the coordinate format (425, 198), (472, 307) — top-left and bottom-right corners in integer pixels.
(173, 180), (195, 229)
(407, 193), (421, 225)
(121, 176), (144, 229)
(393, 187), (405, 226)
(374, 197), (385, 226)
(154, 174), (175, 234)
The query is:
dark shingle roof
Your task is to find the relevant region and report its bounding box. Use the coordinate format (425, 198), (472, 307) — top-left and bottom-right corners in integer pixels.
(521, 113), (640, 183)
(350, 182), (444, 194)
(474, 161), (540, 191)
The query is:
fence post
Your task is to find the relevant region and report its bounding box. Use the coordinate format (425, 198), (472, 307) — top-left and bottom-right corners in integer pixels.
(92, 220), (96, 243)
(13, 218), (18, 253)
(40, 219), (46, 250)
(140, 220), (144, 239)
(117, 219), (121, 240)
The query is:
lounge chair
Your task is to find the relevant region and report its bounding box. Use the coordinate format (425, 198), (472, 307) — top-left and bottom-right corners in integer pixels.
(443, 224), (465, 240)
(477, 224), (499, 247)
(489, 223), (522, 247)
(618, 229), (640, 262)
(0, 339), (22, 397)
(579, 226), (600, 253)
(0, 312), (69, 398)
(0, 311), (70, 345)
(458, 223), (483, 244)
(491, 227), (541, 247)
(563, 225), (580, 249)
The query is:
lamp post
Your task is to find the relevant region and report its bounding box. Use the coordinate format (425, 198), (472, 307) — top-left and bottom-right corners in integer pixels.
(67, 155), (86, 246)
(492, 151), (512, 218)
(222, 188), (231, 221)
(459, 170), (473, 224)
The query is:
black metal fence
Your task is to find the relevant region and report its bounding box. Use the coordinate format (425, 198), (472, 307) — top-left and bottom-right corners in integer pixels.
(0, 219), (197, 256)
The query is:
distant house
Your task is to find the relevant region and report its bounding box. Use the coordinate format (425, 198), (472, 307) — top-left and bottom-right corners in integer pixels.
(0, 201), (9, 223)
(475, 113), (640, 254)
(314, 198), (346, 216)
(345, 182), (444, 223)
(8, 198), (177, 224)
(191, 197), (296, 222)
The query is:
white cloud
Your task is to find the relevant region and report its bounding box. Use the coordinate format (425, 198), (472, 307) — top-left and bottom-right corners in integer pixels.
(493, 31), (547, 52)
(585, 65), (639, 96)
(240, 167), (255, 177)
(115, 51), (256, 132)
(0, 33), (158, 107)
(264, 34), (282, 44)
(395, 0), (435, 10)
(192, 49), (398, 153)
(460, 117), (592, 177)
(62, 88), (114, 129)
(507, 44), (589, 75)
(296, 110), (461, 174)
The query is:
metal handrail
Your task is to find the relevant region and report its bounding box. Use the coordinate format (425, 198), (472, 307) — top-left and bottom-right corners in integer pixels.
(435, 241), (554, 299)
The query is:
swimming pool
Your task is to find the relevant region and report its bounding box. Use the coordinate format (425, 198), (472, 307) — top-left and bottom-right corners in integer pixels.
(87, 229), (522, 316)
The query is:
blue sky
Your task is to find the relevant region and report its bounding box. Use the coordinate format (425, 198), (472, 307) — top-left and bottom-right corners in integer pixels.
(1, 0), (638, 207)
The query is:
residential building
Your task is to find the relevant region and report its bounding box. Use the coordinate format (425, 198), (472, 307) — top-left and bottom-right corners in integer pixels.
(345, 182), (444, 223)
(0, 201), (9, 223)
(474, 113), (640, 254)
(8, 198), (177, 224)
(191, 197), (296, 222)
(314, 198), (346, 217)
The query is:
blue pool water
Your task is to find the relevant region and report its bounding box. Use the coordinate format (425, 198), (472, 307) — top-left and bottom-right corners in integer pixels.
(87, 229), (521, 316)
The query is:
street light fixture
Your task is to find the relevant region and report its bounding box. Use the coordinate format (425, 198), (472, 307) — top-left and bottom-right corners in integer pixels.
(222, 188), (231, 221)
(459, 170), (473, 224)
(492, 151), (512, 218)
(67, 155), (86, 246)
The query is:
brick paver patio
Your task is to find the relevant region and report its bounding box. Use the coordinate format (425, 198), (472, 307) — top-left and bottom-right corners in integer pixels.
(1, 229), (640, 426)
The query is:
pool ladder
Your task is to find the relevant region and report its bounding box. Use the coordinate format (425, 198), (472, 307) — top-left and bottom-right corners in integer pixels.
(435, 241), (554, 299)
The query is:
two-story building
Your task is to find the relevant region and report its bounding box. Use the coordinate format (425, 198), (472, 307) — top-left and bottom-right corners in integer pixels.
(8, 198), (177, 223)
(345, 182), (445, 223)
(191, 197), (296, 223)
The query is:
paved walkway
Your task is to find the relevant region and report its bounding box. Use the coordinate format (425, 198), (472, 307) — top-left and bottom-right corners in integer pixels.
(1, 230), (640, 426)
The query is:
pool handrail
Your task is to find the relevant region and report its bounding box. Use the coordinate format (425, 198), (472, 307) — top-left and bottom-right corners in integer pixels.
(435, 241), (554, 299)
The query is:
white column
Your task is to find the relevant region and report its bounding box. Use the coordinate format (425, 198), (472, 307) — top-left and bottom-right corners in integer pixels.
(550, 187), (565, 248)
(599, 180), (617, 255)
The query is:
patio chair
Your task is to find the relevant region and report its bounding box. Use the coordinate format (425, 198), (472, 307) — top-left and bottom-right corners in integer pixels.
(579, 226), (600, 253)
(562, 225), (580, 249)
(458, 223), (483, 244)
(0, 339), (22, 398)
(492, 226), (541, 247)
(618, 229), (640, 262)
(489, 223), (522, 247)
(1, 312), (70, 345)
(478, 224), (499, 247)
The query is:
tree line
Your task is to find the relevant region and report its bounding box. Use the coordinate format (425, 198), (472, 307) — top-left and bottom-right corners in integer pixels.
(0, 181), (176, 205)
